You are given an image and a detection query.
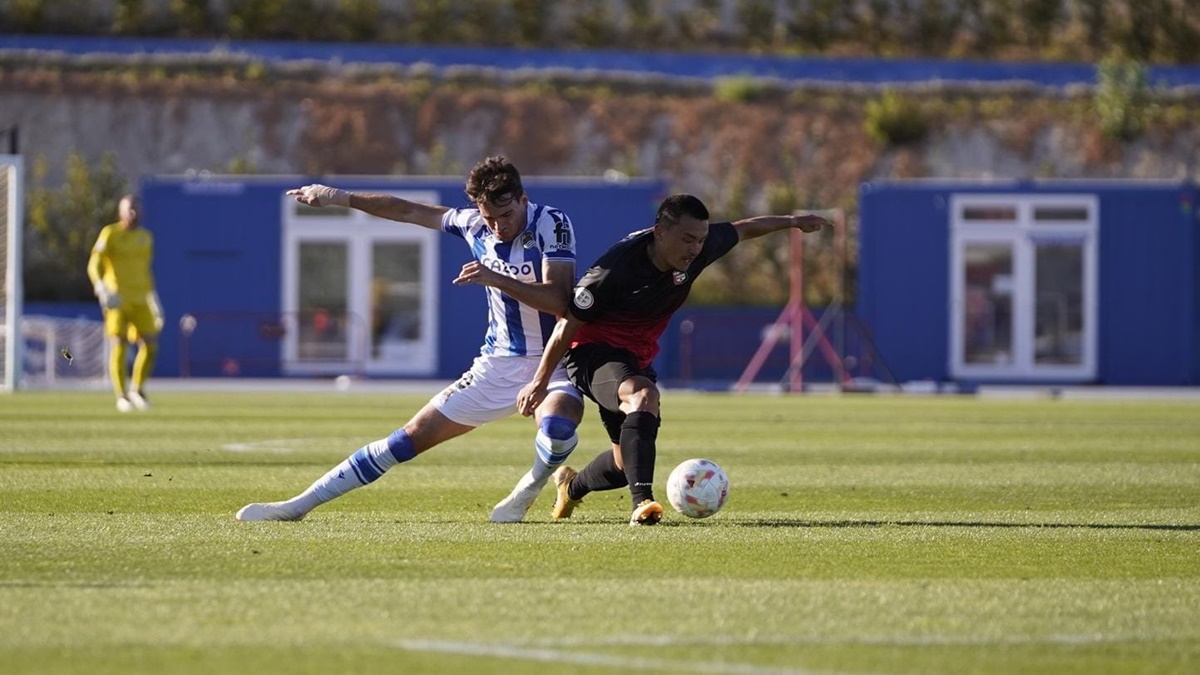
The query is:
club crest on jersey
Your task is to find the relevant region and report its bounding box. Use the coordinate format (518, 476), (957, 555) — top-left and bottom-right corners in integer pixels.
(574, 287), (594, 310)
(672, 271), (688, 285)
(519, 232), (536, 249)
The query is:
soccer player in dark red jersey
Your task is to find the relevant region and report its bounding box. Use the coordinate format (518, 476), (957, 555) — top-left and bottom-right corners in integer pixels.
(516, 194), (830, 525)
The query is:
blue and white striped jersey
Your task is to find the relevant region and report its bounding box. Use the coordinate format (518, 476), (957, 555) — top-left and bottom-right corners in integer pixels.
(441, 201), (576, 357)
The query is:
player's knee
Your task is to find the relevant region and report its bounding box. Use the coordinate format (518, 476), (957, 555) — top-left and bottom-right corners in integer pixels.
(619, 381), (660, 414)
(539, 415), (577, 441)
(538, 415), (578, 465)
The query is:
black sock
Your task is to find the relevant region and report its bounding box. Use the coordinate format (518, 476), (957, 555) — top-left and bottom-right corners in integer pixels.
(569, 450), (627, 501)
(619, 411), (660, 505)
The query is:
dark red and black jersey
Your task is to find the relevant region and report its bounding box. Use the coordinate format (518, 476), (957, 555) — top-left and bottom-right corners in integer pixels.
(568, 221), (739, 367)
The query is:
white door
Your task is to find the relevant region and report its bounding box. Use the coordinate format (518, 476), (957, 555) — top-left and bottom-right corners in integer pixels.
(282, 192), (440, 376)
(950, 195), (1098, 381)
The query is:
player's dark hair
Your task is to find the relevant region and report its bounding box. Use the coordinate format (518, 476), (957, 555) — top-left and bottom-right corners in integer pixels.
(465, 156), (525, 206)
(655, 194), (709, 228)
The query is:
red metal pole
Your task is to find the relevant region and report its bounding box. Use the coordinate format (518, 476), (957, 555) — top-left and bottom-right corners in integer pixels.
(790, 228), (804, 392)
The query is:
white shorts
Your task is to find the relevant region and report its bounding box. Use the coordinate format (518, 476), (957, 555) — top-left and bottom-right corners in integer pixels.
(433, 354), (581, 427)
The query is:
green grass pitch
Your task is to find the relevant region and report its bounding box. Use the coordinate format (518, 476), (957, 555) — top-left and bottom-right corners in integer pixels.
(2, 389), (1198, 674)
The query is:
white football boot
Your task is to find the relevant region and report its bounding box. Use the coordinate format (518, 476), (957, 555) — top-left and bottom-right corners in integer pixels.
(490, 470), (548, 523)
(235, 501), (306, 522)
(127, 390), (151, 411)
(115, 396), (134, 413)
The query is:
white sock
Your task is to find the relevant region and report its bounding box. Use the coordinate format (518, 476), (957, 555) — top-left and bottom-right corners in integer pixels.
(282, 429), (417, 515)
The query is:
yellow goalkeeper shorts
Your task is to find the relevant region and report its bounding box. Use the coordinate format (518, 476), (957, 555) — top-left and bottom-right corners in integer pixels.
(104, 300), (160, 341)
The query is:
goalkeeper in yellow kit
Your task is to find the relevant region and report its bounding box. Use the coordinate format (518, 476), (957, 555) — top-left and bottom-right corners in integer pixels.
(87, 194), (163, 412)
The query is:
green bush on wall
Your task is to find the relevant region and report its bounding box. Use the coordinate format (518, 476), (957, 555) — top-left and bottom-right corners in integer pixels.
(864, 90), (928, 147)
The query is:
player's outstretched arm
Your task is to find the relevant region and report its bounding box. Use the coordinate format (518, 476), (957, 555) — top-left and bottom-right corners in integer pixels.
(453, 259), (574, 317)
(733, 213), (831, 241)
(286, 184), (449, 230)
(516, 313), (583, 416)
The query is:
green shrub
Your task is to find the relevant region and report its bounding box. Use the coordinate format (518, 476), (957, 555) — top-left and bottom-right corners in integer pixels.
(565, 0), (616, 49)
(24, 153), (128, 302)
(336, 0), (382, 42)
(736, 0), (777, 50)
(113, 0), (148, 35)
(864, 90), (928, 146)
(5, 0), (45, 32)
(1095, 51), (1149, 141)
(712, 75), (768, 103)
(170, 0), (212, 37)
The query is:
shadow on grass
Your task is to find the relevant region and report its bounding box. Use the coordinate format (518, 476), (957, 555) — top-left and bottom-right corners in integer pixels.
(733, 519), (1200, 531)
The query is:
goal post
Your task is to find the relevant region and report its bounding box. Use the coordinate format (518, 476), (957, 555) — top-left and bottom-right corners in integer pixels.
(1, 154), (24, 393)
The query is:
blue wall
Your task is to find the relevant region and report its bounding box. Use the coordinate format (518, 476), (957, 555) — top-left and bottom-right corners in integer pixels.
(6, 35), (1200, 90)
(141, 174), (665, 379)
(858, 184), (951, 381)
(858, 180), (1200, 385)
(1094, 184), (1198, 384)
(143, 178), (289, 377)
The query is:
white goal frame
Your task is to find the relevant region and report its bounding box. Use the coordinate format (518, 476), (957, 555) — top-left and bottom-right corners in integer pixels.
(1, 154), (24, 393)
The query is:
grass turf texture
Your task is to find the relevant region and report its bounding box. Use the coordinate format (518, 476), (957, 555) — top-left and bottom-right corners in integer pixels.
(1, 390), (1198, 674)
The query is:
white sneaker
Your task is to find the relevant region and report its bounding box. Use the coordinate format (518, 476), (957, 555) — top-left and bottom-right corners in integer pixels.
(116, 396), (134, 413)
(490, 470), (549, 523)
(127, 391), (150, 411)
(235, 501), (305, 522)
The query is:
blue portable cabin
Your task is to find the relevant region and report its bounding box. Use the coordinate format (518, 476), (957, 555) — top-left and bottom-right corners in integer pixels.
(140, 174), (666, 379)
(858, 179), (1199, 386)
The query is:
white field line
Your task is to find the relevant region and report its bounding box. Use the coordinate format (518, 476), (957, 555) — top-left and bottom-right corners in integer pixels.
(220, 438), (309, 453)
(514, 633), (1166, 648)
(394, 640), (847, 675)
(396, 632), (1171, 673)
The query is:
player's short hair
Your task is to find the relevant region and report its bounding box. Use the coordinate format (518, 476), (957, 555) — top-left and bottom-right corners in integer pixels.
(464, 156), (525, 207)
(655, 194), (710, 228)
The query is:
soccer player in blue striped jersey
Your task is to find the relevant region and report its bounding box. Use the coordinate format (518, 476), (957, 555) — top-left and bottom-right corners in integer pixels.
(236, 157), (584, 523)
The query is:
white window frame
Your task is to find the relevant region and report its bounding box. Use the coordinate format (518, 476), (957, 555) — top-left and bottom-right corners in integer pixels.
(281, 191), (440, 376)
(949, 194), (1098, 381)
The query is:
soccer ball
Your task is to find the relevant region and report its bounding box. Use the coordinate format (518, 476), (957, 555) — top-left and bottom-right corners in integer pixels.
(666, 458), (729, 519)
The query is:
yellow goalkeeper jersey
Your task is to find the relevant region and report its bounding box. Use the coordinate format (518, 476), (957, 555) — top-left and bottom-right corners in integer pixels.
(87, 223), (156, 299)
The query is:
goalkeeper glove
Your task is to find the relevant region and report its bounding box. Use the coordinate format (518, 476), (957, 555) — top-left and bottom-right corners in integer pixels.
(147, 291), (164, 332)
(94, 281), (121, 310)
(293, 184), (351, 207)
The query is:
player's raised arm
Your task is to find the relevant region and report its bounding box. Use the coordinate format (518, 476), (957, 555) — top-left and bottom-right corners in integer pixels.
(516, 313), (583, 416)
(286, 184), (449, 230)
(733, 212), (831, 241)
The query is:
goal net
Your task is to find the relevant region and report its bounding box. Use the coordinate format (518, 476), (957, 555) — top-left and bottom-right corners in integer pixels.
(20, 316), (110, 389)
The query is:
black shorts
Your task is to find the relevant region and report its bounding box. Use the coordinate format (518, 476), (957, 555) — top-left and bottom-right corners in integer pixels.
(565, 342), (658, 444)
